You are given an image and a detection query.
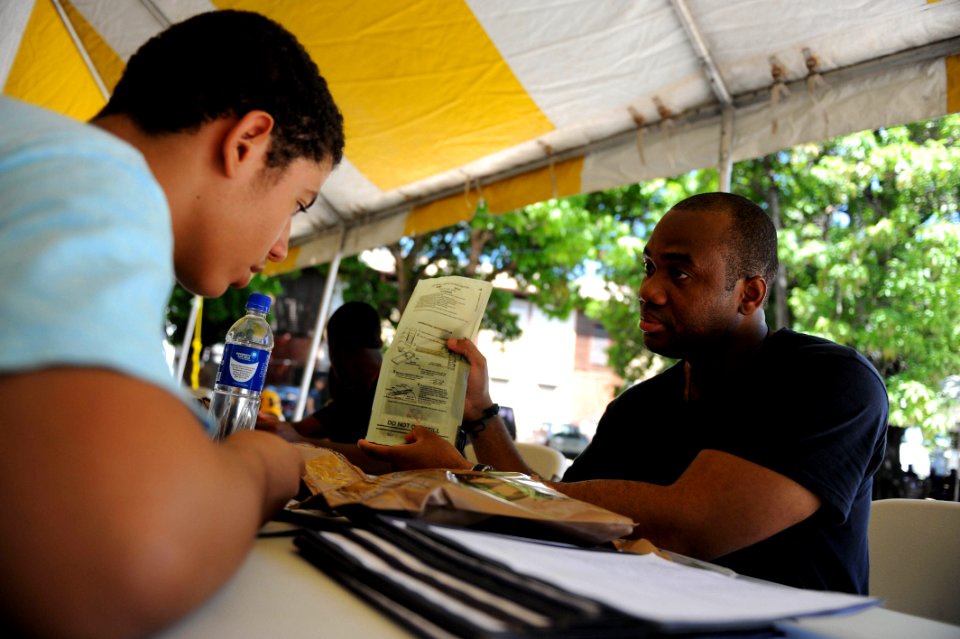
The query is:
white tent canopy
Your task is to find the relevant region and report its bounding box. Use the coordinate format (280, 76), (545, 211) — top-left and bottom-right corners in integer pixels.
(3, 0), (959, 273)
(3, 1), (958, 417)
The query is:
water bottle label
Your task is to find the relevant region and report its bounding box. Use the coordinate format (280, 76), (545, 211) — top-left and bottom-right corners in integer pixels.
(216, 344), (270, 391)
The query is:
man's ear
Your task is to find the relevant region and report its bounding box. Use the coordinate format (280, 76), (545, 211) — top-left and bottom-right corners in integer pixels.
(222, 110), (274, 178)
(739, 276), (767, 315)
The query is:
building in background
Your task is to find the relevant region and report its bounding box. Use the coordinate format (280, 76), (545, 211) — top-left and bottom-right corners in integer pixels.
(476, 296), (620, 445)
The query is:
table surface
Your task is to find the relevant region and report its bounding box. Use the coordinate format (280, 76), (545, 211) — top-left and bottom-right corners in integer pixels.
(155, 524), (960, 639)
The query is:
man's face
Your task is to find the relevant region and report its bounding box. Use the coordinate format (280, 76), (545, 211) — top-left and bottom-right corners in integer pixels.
(638, 207), (743, 360)
(180, 157), (332, 297)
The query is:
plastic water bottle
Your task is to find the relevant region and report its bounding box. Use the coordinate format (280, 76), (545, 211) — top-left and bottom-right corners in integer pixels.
(208, 293), (274, 441)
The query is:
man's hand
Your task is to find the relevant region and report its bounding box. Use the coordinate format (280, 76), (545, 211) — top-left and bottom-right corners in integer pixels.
(255, 411), (305, 444)
(446, 337), (493, 421)
(358, 426), (472, 471)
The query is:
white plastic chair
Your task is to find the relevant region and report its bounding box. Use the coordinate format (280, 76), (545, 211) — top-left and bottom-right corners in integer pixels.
(514, 442), (568, 481)
(868, 498), (960, 625)
(463, 442), (569, 480)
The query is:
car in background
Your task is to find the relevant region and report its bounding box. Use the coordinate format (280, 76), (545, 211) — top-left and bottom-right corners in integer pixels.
(545, 423), (590, 459)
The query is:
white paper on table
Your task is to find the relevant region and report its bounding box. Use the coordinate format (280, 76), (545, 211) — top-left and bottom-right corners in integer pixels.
(423, 524), (879, 631)
(366, 276), (492, 446)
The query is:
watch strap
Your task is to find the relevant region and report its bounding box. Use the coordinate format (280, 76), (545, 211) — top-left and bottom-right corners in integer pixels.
(459, 403), (500, 438)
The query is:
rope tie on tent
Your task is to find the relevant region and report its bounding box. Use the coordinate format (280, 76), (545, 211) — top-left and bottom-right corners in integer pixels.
(653, 97), (677, 171)
(628, 106), (647, 166)
(473, 176), (485, 209)
(461, 172), (484, 212)
(804, 48), (827, 96)
(804, 48), (830, 136)
(538, 141), (558, 200)
(769, 57), (790, 135)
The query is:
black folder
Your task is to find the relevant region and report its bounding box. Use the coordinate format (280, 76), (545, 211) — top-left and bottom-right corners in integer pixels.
(292, 515), (780, 639)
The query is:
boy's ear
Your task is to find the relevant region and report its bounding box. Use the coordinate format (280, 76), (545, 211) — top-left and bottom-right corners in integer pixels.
(739, 276), (767, 315)
(222, 110), (274, 178)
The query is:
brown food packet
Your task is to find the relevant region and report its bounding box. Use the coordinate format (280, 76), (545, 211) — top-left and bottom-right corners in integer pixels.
(293, 446), (635, 545)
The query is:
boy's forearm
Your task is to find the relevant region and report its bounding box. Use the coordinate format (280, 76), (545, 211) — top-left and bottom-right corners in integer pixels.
(221, 430), (304, 520)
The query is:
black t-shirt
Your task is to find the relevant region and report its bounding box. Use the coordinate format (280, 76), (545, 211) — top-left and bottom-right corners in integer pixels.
(563, 329), (888, 594)
(310, 384), (377, 444)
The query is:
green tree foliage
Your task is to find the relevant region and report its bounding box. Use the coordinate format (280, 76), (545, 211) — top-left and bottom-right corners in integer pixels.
(166, 275), (284, 348)
(736, 116), (960, 434)
(336, 196), (636, 341)
(323, 255), (399, 326)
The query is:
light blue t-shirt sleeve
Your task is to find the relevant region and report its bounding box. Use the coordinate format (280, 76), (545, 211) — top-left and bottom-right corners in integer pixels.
(0, 99), (208, 428)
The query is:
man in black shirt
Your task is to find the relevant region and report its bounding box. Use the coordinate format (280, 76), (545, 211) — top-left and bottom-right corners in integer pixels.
(360, 192), (888, 593)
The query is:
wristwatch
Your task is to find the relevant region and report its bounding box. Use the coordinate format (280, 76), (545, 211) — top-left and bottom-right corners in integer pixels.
(459, 403), (500, 438)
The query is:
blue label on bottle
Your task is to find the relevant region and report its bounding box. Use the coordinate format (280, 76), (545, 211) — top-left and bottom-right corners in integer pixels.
(216, 344), (270, 392)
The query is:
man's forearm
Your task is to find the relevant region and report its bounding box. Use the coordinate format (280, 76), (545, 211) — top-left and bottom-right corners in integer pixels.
(469, 416), (532, 474)
(550, 450), (821, 561)
(548, 478), (695, 550)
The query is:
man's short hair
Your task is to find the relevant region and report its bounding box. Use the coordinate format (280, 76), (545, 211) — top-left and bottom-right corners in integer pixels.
(97, 10), (344, 170)
(671, 192), (779, 292)
(327, 302), (383, 350)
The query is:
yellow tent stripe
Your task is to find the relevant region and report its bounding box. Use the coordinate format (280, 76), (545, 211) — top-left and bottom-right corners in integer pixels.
(947, 55), (960, 114)
(484, 157), (584, 214)
(4, 0), (106, 120)
(215, 0), (555, 191)
(405, 157), (584, 236)
(61, 0), (125, 95)
(405, 190), (481, 237)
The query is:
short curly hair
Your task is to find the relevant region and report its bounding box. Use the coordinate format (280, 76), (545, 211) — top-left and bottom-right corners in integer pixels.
(671, 192), (779, 294)
(97, 10), (344, 170)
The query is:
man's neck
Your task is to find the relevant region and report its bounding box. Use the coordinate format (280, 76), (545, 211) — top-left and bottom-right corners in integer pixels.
(683, 323), (772, 400)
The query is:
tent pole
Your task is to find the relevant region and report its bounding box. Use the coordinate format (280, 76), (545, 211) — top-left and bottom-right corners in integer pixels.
(292, 248), (343, 422)
(50, 0), (110, 100)
(669, 0), (735, 193)
(137, 0), (172, 28)
(669, 0), (733, 105)
(175, 294), (202, 382)
(718, 105), (734, 192)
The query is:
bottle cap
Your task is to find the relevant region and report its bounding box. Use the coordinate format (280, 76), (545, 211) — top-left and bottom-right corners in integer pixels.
(246, 293), (272, 313)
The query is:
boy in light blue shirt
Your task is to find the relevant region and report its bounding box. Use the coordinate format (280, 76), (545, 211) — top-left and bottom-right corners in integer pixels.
(0, 10), (343, 637)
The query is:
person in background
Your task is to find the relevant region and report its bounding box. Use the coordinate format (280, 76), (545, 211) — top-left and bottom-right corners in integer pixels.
(257, 301), (390, 473)
(0, 10), (344, 637)
(360, 192), (888, 595)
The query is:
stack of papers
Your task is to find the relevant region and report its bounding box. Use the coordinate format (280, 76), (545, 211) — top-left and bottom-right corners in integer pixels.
(294, 516), (877, 638)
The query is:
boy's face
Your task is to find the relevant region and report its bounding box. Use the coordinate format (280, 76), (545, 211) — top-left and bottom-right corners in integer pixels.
(178, 156), (332, 297)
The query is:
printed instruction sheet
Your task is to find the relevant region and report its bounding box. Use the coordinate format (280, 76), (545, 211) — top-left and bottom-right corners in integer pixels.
(366, 276), (492, 445)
